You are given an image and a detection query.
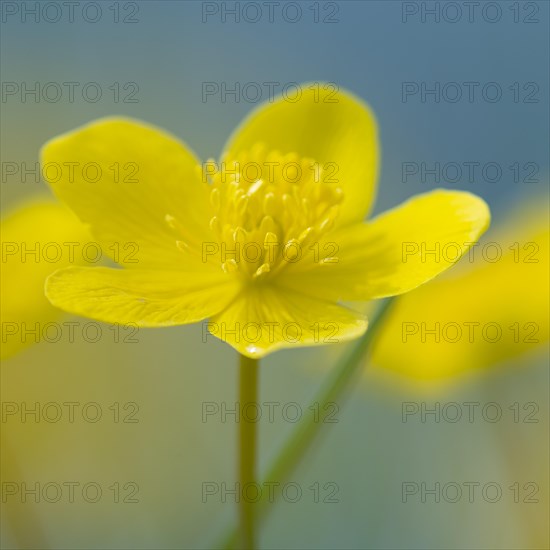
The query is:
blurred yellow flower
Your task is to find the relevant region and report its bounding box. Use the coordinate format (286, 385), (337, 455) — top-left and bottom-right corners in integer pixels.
(41, 85), (490, 358)
(370, 198), (549, 382)
(1, 199), (90, 359)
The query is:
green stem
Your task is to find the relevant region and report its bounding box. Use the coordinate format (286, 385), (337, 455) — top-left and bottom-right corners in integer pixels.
(2, 433), (50, 549)
(222, 298), (395, 549)
(239, 354), (259, 549)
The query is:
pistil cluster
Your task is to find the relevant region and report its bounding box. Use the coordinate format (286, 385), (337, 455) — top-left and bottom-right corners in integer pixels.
(168, 144), (344, 280)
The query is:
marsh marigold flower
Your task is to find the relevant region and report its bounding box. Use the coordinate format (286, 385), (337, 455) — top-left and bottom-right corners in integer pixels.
(1, 200), (90, 359)
(370, 197), (548, 382)
(42, 85), (490, 357)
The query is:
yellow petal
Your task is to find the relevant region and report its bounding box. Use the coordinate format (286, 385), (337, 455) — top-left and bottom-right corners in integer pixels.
(370, 197), (548, 381)
(1, 199), (91, 359)
(41, 117), (211, 269)
(223, 83), (379, 226)
(45, 267), (239, 326)
(208, 285), (367, 358)
(279, 189), (490, 301)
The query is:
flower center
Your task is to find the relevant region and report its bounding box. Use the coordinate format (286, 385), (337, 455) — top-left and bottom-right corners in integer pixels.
(169, 144), (343, 280)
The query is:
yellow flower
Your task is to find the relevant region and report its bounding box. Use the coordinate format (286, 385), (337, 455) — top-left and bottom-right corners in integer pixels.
(42, 85), (490, 358)
(1, 199), (90, 359)
(370, 197), (548, 383)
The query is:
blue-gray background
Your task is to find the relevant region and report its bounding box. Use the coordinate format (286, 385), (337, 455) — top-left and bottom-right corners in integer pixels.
(1, 1), (549, 549)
